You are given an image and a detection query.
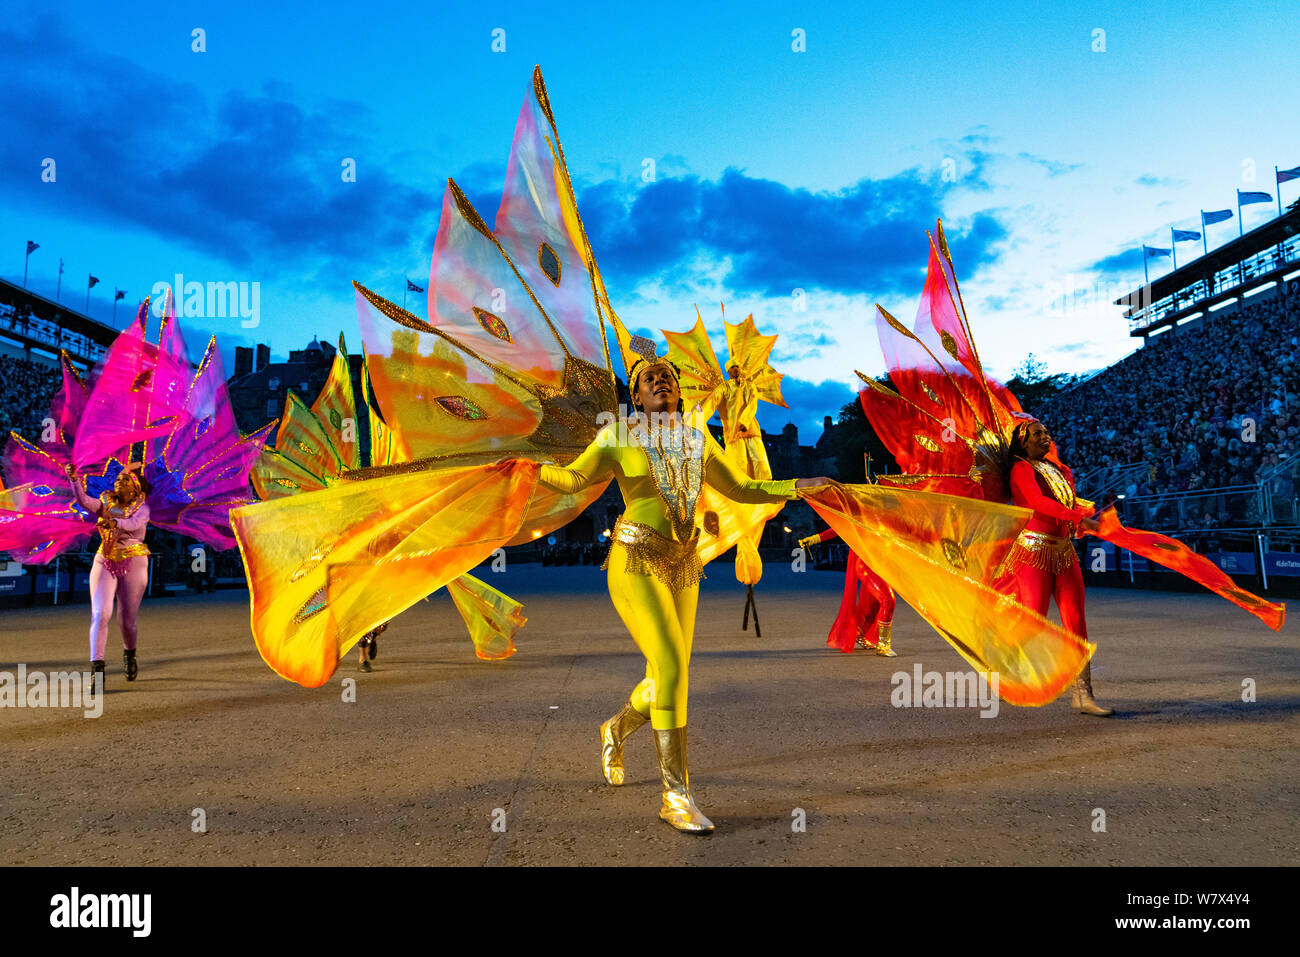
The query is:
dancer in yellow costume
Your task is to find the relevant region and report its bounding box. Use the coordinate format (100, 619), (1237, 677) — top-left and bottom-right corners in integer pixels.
(537, 333), (833, 833)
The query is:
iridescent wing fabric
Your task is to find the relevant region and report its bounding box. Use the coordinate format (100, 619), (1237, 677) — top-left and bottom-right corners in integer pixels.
(1095, 508), (1284, 630)
(859, 222), (1041, 504)
(1, 352), (126, 563)
(251, 334), (361, 500)
(234, 460), (539, 687)
(2, 292), (270, 558)
(447, 573), (528, 660)
(800, 483), (1093, 705)
(363, 355), (409, 468)
(133, 294), (273, 548)
(863, 220), (1283, 628)
(721, 312), (786, 418)
(146, 336), (273, 549)
(663, 311), (725, 419)
(664, 308), (786, 432)
(354, 68), (618, 543)
(0, 480), (92, 564)
(2, 354), (97, 496)
(250, 334), (529, 661)
(234, 67), (620, 686)
(73, 298), (191, 470)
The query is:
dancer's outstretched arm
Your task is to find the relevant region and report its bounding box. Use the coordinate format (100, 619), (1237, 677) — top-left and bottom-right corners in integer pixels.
(704, 440), (834, 504)
(64, 464), (101, 515)
(536, 425), (617, 495)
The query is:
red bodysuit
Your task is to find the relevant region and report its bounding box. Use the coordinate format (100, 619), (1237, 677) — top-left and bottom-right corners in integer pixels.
(810, 527), (896, 653)
(1001, 459), (1094, 640)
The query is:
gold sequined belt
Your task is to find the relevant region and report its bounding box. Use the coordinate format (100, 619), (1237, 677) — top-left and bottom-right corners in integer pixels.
(98, 543), (150, 563)
(603, 517), (704, 595)
(1005, 530), (1076, 574)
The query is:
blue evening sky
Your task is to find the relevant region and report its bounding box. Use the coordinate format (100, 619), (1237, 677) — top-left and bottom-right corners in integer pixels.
(2, 1), (1296, 436)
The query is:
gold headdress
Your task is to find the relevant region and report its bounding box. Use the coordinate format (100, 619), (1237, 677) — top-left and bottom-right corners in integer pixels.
(608, 312), (679, 401)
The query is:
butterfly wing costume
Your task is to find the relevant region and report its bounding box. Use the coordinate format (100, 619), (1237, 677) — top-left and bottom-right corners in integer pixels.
(249, 334), (527, 661)
(1, 292), (271, 563)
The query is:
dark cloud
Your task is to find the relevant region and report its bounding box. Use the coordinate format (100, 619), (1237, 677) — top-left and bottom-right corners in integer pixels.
(580, 168), (1010, 298)
(1, 17), (1009, 316)
(0, 18), (437, 283)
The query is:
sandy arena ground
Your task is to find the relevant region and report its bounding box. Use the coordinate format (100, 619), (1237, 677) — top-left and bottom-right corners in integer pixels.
(1, 562), (1297, 866)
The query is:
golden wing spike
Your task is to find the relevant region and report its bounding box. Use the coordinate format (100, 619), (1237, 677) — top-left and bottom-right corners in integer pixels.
(933, 221), (982, 372)
(877, 471), (982, 487)
(60, 350), (88, 388)
(875, 305), (992, 434)
(532, 65), (614, 377)
(928, 224), (1004, 430)
(854, 369), (987, 461)
(857, 371), (903, 400)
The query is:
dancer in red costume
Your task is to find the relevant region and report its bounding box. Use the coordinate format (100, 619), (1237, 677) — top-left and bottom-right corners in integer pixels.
(800, 527), (897, 655)
(855, 220), (1282, 716)
(997, 419), (1110, 715)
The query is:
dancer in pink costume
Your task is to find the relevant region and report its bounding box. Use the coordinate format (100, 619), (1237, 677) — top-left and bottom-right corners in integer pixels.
(0, 292), (272, 689)
(65, 462), (151, 689)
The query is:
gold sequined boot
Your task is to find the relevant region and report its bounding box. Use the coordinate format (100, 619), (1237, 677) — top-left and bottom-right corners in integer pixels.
(1071, 662), (1114, 717)
(874, 621), (897, 657)
(599, 700), (648, 786)
(653, 727), (714, 833)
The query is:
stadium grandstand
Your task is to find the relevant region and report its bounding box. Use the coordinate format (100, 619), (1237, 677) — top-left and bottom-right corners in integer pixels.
(0, 277), (120, 440)
(1032, 202), (1300, 583)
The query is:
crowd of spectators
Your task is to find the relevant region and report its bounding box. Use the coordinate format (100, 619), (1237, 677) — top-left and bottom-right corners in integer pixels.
(1036, 281), (1300, 509)
(0, 354), (60, 440)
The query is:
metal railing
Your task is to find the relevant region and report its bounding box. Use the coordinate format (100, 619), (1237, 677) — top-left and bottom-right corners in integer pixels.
(1114, 484), (1267, 531)
(1128, 235), (1300, 332)
(1075, 461), (1151, 501)
(1257, 450), (1300, 524)
(0, 304), (108, 364)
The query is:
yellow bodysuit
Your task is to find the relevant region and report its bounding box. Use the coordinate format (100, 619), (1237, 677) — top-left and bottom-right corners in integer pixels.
(538, 419), (797, 730)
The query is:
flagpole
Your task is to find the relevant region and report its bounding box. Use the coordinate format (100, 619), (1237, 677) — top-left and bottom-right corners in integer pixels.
(85, 282), (90, 313)
(1277, 168), (1283, 217)
(1238, 191), (1244, 237)
(1171, 229), (1177, 271)
(1143, 246), (1150, 286)
(56, 258), (63, 301)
